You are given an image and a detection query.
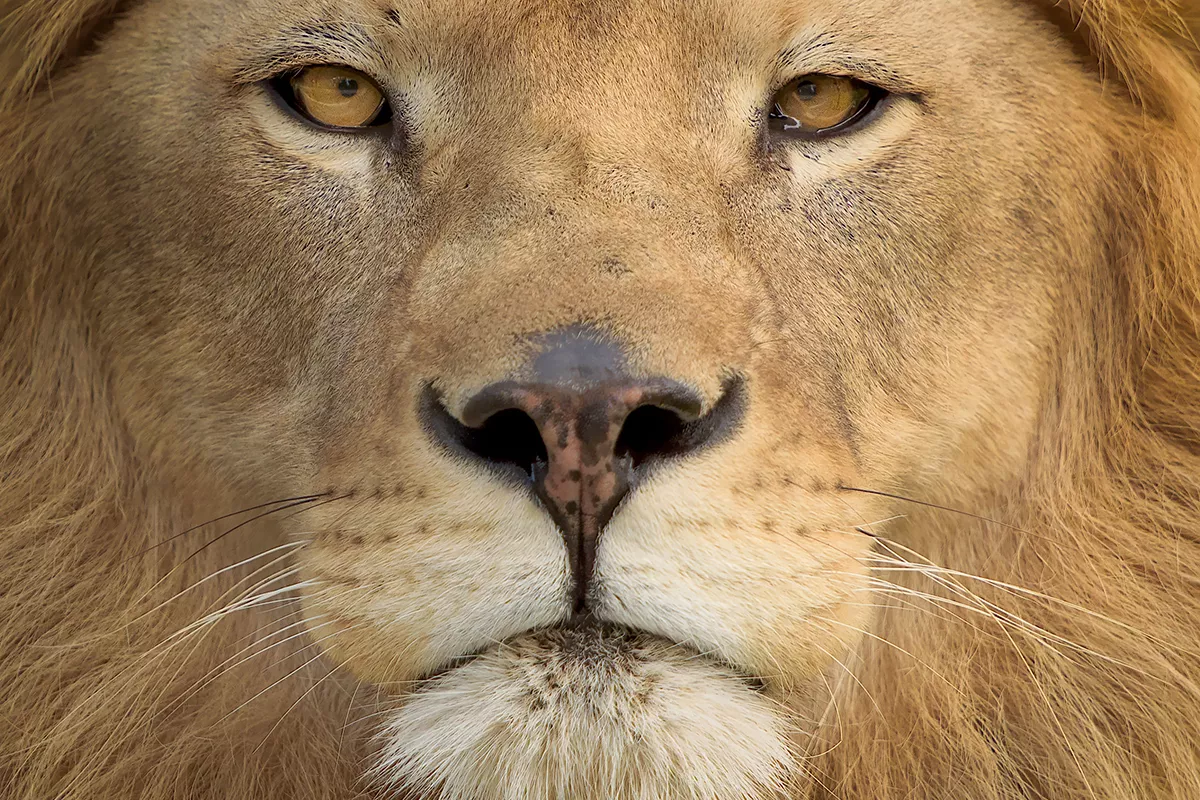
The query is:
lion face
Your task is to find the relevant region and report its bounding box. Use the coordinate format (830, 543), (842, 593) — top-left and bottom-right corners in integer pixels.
(52, 0), (1117, 794)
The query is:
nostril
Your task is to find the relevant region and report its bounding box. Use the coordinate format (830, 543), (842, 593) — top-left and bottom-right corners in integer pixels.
(614, 405), (689, 468)
(615, 377), (746, 470)
(420, 387), (548, 482)
(464, 408), (548, 480)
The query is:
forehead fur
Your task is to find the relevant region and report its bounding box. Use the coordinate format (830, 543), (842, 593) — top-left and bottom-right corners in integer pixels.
(0, 0), (1196, 106)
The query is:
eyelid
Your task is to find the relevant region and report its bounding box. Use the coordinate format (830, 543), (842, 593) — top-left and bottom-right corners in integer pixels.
(236, 56), (386, 89)
(774, 47), (925, 99)
(228, 24), (387, 86)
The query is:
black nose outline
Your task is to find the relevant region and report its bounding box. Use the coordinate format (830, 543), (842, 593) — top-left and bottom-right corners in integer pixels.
(420, 376), (745, 612)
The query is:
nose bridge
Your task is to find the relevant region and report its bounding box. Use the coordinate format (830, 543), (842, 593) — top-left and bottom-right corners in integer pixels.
(488, 147), (738, 300)
(405, 61), (771, 415)
(410, 181), (759, 400)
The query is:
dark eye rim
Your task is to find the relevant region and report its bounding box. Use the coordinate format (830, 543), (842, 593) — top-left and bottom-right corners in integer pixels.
(264, 65), (395, 133)
(766, 76), (891, 141)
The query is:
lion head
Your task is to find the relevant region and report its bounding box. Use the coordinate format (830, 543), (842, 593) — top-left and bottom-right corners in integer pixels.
(2, 0), (1199, 798)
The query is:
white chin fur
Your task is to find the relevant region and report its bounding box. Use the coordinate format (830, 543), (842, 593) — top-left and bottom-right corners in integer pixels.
(372, 626), (797, 800)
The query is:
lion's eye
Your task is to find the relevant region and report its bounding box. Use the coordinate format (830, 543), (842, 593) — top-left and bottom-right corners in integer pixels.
(768, 74), (881, 137)
(271, 65), (391, 130)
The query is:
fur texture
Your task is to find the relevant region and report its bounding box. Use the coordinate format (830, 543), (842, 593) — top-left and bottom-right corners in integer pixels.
(1, 0), (1200, 798)
(373, 627), (795, 799)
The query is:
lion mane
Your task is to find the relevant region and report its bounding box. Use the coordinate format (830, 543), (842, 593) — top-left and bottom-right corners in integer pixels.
(1, 1), (1199, 798)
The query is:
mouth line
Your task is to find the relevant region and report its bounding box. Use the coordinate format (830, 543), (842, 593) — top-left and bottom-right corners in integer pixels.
(411, 617), (767, 693)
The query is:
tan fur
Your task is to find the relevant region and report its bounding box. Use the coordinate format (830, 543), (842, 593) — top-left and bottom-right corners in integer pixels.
(1, 0), (1199, 798)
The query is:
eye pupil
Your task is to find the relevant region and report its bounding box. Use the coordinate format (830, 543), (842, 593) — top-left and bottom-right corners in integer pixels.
(337, 78), (358, 98)
(795, 81), (819, 99)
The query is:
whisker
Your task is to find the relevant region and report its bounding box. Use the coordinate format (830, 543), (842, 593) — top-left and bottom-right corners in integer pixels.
(212, 558), (309, 607)
(277, 493), (356, 525)
(253, 660), (348, 753)
(808, 636), (883, 719)
(841, 485), (1027, 533)
(154, 618), (339, 723)
(30, 543), (308, 651)
(179, 494), (348, 569)
(128, 574), (315, 700)
(134, 496), (338, 607)
(217, 625), (361, 724)
(845, 530), (1101, 791)
(337, 678), (366, 756)
(16, 577), (321, 755)
(813, 613), (961, 693)
(863, 538), (1162, 675)
(152, 579), (318, 651)
(158, 580), (373, 724)
(132, 542), (306, 622)
(863, 548), (1179, 650)
(128, 493), (330, 561)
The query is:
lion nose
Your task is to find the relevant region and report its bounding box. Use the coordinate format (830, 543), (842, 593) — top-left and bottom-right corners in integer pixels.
(423, 372), (743, 611)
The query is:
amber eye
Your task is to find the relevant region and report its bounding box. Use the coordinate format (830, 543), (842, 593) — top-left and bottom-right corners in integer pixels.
(769, 74), (880, 137)
(272, 65), (391, 129)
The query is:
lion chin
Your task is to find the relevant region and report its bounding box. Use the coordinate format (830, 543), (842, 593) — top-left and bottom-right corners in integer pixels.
(373, 625), (795, 800)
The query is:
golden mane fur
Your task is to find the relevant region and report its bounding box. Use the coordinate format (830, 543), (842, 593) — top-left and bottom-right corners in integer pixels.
(1, 1), (1200, 798)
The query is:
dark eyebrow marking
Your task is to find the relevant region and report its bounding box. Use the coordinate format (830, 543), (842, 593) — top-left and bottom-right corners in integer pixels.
(777, 32), (837, 64)
(231, 22), (385, 83)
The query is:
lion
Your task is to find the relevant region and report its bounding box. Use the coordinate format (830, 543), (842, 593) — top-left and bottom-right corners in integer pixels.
(1, 0), (1199, 797)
